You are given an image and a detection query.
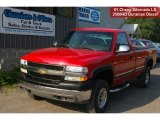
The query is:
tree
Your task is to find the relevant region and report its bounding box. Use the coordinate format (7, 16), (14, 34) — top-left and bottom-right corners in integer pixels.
(125, 18), (160, 43)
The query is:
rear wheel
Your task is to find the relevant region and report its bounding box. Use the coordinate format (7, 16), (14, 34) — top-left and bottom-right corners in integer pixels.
(86, 79), (110, 113)
(137, 66), (151, 88)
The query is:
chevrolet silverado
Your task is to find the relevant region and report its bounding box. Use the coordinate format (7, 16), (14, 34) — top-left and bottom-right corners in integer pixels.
(19, 28), (157, 113)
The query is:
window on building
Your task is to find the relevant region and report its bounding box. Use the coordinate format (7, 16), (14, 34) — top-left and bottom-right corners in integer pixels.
(28, 7), (56, 14)
(56, 7), (73, 17)
(13, 7), (73, 17)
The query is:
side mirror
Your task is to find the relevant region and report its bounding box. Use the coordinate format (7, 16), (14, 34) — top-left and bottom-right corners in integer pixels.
(116, 45), (130, 53)
(53, 41), (58, 47)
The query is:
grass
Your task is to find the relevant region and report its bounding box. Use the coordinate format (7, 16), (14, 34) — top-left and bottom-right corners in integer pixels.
(0, 84), (18, 93)
(0, 68), (19, 88)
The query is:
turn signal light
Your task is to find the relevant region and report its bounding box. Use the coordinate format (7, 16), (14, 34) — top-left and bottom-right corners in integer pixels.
(80, 76), (88, 81)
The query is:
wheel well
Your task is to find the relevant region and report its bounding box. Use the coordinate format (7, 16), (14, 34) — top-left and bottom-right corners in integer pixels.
(94, 70), (113, 88)
(147, 59), (153, 68)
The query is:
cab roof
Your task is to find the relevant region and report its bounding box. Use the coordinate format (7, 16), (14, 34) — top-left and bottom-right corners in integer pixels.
(72, 28), (125, 33)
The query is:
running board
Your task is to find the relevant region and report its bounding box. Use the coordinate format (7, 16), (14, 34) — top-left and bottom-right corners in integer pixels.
(110, 83), (130, 93)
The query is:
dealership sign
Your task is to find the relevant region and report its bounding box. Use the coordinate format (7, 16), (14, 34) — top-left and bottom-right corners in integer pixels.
(0, 8), (55, 36)
(78, 7), (100, 24)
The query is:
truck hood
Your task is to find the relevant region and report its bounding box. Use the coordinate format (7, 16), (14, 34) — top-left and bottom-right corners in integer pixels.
(22, 47), (112, 66)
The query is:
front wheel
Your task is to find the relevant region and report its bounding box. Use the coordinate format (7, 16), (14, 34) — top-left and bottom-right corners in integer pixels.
(86, 79), (110, 113)
(137, 66), (151, 88)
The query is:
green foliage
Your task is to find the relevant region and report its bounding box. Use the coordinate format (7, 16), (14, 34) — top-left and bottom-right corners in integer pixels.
(0, 68), (19, 87)
(125, 18), (160, 42)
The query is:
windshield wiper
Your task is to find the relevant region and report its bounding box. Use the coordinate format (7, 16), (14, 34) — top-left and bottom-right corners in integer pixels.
(78, 46), (96, 51)
(57, 44), (96, 51)
(57, 44), (72, 48)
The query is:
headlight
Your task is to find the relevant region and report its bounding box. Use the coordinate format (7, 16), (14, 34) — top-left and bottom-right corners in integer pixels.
(20, 59), (28, 66)
(65, 66), (88, 81)
(65, 66), (88, 73)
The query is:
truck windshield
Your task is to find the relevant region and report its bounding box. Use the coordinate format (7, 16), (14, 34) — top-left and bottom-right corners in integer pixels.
(59, 31), (114, 51)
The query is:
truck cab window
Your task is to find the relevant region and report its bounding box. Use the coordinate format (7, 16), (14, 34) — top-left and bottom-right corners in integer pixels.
(116, 33), (129, 50)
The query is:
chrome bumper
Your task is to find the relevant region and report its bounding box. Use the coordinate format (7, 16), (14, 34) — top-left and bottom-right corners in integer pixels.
(19, 82), (92, 103)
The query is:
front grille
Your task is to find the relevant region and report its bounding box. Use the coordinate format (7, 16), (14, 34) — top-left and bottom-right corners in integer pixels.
(27, 62), (65, 85)
(29, 71), (63, 81)
(25, 75), (63, 86)
(28, 62), (64, 71)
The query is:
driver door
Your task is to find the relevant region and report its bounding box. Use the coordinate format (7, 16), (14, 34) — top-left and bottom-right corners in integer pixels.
(113, 32), (136, 86)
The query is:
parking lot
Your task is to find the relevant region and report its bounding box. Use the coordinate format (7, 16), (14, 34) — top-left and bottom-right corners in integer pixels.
(0, 63), (160, 113)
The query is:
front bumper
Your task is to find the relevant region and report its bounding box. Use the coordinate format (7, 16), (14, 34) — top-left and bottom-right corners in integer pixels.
(19, 78), (92, 103)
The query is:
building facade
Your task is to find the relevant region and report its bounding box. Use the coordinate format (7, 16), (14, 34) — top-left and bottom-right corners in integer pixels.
(0, 7), (124, 71)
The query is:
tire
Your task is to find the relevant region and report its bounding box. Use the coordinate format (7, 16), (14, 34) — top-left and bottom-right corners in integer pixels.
(137, 66), (151, 88)
(86, 79), (110, 113)
(27, 92), (43, 100)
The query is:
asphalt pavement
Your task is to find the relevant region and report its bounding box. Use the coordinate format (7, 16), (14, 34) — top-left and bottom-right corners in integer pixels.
(0, 63), (160, 113)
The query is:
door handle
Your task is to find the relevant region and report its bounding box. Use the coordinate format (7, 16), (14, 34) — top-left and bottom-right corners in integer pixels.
(129, 55), (133, 59)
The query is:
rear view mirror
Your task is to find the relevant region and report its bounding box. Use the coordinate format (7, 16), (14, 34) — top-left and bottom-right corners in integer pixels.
(116, 45), (130, 53)
(53, 41), (58, 47)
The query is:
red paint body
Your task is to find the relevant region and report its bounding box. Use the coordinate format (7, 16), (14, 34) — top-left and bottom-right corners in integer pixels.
(22, 28), (157, 87)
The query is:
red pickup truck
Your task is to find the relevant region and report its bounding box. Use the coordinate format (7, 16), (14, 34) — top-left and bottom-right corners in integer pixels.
(19, 28), (157, 113)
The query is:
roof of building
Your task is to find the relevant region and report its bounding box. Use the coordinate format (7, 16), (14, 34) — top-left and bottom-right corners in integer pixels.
(121, 24), (141, 34)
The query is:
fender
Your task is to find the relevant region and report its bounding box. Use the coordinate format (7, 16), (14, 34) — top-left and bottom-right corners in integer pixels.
(144, 55), (153, 70)
(90, 64), (114, 79)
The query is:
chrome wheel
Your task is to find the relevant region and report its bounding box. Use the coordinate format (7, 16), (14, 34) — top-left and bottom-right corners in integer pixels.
(86, 80), (109, 113)
(97, 88), (107, 109)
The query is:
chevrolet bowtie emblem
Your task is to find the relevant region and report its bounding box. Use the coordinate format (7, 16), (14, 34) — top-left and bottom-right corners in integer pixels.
(38, 68), (47, 75)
